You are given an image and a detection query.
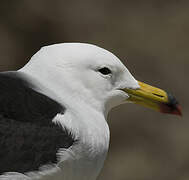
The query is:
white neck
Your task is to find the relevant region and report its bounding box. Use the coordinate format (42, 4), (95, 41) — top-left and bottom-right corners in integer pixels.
(57, 108), (110, 180)
(19, 67), (110, 180)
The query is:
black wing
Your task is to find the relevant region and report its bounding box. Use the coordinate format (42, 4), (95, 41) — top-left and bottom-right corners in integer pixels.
(0, 72), (75, 174)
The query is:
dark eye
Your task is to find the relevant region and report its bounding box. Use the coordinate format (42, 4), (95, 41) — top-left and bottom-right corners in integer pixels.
(98, 67), (112, 75)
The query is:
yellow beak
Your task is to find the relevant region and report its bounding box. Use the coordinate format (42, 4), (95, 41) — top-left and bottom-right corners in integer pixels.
(123, 81), (182, 116)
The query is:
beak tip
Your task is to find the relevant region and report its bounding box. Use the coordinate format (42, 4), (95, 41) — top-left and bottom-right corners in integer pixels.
(159, 93), (182, 117)
(172, 104), (182, 116)
(159, 103), (182, 117)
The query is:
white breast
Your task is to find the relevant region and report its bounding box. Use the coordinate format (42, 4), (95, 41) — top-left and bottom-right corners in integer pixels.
(53, 109), (110, 180)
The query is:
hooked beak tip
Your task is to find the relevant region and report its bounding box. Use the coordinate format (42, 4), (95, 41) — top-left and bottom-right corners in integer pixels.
(159, 103), (182, 116)
(159, 93), (182, 116)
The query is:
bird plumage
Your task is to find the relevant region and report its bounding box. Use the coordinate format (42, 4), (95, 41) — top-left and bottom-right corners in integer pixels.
(0, 43), (180, 180)
(0, 72), (75, 175)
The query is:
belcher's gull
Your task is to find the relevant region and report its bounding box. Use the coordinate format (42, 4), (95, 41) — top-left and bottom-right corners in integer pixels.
(0, 43), (181, 180)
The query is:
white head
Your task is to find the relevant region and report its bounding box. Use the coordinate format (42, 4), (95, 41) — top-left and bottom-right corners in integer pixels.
(18, 43), (180, 180)
(21, 43), (139, 115)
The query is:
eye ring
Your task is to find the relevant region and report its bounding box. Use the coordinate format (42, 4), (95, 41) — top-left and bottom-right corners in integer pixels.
(98, 67), (112, 75)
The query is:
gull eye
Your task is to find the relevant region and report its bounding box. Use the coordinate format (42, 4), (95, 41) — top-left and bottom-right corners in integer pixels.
(98, 67), (112, 75)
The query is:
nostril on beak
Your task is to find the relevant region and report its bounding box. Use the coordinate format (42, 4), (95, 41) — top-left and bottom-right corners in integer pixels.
(152, 93), (164, 98)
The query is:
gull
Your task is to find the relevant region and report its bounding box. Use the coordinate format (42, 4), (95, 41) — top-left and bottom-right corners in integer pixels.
(0, 43), (181, 180)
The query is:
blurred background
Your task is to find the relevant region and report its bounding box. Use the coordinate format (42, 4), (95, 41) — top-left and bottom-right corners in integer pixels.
(0, 0), (188, 179)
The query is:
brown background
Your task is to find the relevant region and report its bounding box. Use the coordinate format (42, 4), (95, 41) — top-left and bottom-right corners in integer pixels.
(0, 0), (188, 179)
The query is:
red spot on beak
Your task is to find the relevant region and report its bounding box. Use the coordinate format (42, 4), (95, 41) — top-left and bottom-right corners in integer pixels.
(159, 93), (182, 116)
(159, 103), (182, 116)
(172, 104), (182, 116)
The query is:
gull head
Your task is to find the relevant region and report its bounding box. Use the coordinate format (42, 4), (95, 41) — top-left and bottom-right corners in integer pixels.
(21, 43), (181, 116)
